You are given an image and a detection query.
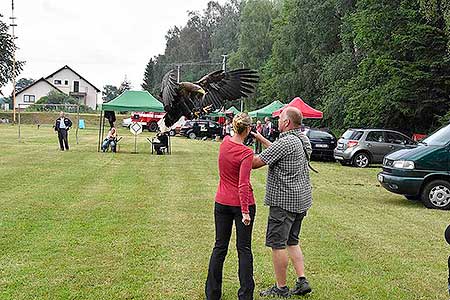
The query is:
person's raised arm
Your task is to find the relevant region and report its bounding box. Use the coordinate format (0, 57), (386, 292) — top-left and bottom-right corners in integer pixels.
(252, 131), (271, 148)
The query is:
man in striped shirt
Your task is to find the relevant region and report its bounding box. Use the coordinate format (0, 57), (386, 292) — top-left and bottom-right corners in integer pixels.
(252, 107), (313, 298)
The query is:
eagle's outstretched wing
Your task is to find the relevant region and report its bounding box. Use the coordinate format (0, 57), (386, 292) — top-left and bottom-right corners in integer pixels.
(196, 68), (259, 110)
(160, 69), (179, 110)
(159, 68), (259, 130)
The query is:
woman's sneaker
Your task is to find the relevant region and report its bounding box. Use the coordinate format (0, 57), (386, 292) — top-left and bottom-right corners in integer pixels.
(260, 284), (290, 298)
(290, 277), (312, 295)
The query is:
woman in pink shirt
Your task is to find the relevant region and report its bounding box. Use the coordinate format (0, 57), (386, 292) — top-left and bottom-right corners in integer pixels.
(206, 113), (256, 300)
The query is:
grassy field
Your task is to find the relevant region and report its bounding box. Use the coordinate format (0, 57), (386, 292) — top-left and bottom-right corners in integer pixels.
(0, 124), (448, 300)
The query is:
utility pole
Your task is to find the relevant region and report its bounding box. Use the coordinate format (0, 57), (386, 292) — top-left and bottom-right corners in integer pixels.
(176, 65), (181, 83)
(221, 54), (228, 72)
(240, 62), (245, 112)
(10, 0), (17, 123)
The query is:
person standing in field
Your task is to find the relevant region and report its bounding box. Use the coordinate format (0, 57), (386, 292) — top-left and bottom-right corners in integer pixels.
(254, 120), (263, 154)
(206, 113), (256, 300)
(252, 107), (313, 298)
(54, 112), (72, 151)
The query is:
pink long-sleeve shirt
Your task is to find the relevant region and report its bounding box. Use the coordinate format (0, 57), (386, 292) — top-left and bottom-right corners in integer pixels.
(215, 136), (255, 213)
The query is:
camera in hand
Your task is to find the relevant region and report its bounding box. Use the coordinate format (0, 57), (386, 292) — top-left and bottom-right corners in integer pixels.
(244, 125), (257, 146)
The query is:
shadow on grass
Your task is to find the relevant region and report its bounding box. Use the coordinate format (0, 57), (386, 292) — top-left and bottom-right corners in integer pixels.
(381, 197), (425, 209)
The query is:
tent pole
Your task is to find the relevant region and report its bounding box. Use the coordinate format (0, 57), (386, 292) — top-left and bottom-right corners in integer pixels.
(97, 110), (103, 152)
(76, 105), (80, 145)
(18, 104), (21, 142)
(101, 112), (105, 149)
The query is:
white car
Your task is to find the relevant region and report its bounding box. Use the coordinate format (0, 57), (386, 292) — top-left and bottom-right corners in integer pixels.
(122, 118), (145, 128)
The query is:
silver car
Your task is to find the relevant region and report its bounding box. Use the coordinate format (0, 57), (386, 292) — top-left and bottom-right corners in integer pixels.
(334, 129), (416, 168)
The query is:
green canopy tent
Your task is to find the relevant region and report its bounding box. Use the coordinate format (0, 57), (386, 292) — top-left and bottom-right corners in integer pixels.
(97, 90), (164, 152)
(248, 100), (285, 118)
(226, 106), (240, 115)
(100, 90), (164, 112)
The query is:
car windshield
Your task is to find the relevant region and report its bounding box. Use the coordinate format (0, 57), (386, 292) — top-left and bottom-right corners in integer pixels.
(309, 130), (333, 139)
(422, 124), (450, 146)
(342, 130), (363, 140)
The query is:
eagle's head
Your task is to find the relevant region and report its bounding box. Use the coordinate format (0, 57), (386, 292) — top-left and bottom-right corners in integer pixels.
(180, 82), (206, 96)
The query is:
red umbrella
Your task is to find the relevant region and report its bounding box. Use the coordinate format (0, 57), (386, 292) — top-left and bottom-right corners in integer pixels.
(272, 97), (323, 118)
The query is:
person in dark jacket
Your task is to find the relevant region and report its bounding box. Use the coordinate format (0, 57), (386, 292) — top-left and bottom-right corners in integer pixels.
(104, 110), (116, 128)
(54, 112), (72, 151)
(153, 132), (169, 155)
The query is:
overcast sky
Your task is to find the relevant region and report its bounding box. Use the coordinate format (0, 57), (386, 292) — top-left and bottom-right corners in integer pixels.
(0, 0), (224, 96)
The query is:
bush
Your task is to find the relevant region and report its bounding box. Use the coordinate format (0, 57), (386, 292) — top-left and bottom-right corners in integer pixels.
(25, 90), (94, 113)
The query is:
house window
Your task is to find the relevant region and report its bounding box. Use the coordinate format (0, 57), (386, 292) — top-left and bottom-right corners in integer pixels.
(23, 95), (35, 103)
(73, 81), (79, 92)
(54, 79), (62, 85)
(65, 80), (68, 85)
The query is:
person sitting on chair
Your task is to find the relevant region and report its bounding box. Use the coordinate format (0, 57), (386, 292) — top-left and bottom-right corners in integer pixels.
(102, 126), (117, 152)
(153, 132), (169, 155)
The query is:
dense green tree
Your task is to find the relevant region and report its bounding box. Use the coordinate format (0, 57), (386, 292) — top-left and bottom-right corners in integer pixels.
(15, 78), (34, 92)
(0, 14), (23, 91)
(260, 0), (345, 107)
(118, 77), (132, 94)
(142, 58), (155, 93)
(102, 85), (120, 103)
(144, 0), (450, 134)
(342, 0), (450, 134)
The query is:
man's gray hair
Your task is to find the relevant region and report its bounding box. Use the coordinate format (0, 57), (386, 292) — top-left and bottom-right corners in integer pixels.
(284, 107), (303, 127)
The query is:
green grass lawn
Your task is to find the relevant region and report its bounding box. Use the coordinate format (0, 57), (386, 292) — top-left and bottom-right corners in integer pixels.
(0, 124), (448, 300)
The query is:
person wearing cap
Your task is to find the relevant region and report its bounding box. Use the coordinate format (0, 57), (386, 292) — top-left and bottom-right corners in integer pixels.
(54, 112), (72, 151)
(252, 106), (313, 298)
(205, 113), (256, 300)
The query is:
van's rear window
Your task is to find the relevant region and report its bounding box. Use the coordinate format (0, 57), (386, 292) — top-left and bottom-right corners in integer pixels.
(342, 130), (363, 140)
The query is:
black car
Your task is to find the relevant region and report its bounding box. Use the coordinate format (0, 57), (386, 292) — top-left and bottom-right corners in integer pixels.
(304, 128), (337, 161)
(180, 119), (222, 139)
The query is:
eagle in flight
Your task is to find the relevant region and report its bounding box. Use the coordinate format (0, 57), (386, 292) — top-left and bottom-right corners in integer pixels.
(159, 68), (259, 130)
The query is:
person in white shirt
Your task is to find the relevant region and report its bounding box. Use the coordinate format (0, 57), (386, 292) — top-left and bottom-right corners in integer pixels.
(54, 112), (72, 151)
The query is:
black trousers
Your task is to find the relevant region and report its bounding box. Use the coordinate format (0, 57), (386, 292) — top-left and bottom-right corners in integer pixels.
(205, 202), (256, 300)
(57, 129), (69, 150)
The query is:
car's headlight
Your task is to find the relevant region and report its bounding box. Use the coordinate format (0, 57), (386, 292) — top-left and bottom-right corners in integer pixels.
(392, 160), (415, 169)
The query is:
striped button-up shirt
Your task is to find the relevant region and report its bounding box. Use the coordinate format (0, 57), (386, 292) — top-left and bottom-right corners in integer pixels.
(259, 128), (312, 213)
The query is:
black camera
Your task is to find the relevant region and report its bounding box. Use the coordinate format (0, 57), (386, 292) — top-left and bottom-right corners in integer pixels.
(244, 125), (256, 146)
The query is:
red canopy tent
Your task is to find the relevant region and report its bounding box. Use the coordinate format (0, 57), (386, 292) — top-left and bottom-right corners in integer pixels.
(272, 97), (323, 119)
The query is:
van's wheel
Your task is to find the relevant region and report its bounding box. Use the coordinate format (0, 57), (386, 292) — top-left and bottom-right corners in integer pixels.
(421, 180), (450, 210)
(148, 122), (159, 132)
(188, 132), (197, 140)
(352, 152), (370, 168)
(169, 130), (176, 136)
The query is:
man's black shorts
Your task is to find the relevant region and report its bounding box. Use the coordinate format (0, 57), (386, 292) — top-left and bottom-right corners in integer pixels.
(265, 206), (307, 249)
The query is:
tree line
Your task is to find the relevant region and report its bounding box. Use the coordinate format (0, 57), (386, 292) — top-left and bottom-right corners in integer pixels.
(2, 1), (450, 134)
(142, 0), (450, 135)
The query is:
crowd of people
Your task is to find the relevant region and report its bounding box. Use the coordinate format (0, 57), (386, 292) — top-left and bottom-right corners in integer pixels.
(206, 107), (313, 299)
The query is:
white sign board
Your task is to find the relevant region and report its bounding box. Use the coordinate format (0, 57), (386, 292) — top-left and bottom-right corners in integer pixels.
(130, 122), (143, 135)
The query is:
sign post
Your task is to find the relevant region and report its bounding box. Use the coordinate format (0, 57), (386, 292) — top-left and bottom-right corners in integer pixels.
(130, 122), (143, 153)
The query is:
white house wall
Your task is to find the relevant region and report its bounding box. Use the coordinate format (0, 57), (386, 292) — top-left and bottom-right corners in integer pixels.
(15, 81), (54, 108)
(47, 68), (99, 109)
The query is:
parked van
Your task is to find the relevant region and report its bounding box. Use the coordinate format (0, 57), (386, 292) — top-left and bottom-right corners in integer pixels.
(378, 124), (450, 209)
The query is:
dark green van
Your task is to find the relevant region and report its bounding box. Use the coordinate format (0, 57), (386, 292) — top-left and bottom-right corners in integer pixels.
(378, 124), (450, 210)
